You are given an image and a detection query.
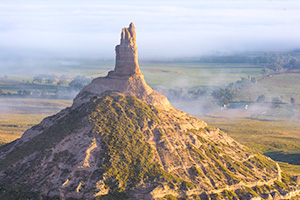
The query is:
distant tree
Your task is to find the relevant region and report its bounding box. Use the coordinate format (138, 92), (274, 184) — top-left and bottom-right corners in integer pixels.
(228, 77), (254, 91)
(33, 75), (43, 84)
(22, 90), (31, 96)
(45, 76), (56, 85)
(261, 68), (271, 77)
(250, 77), (257, 84)
(69, 76), (91, 90)
(271, 97), (282, 107)
(17, 90), (31, 96)
(268, 63), (282, 72)
(188, 88), (206, 99)
(291, 97), (296, 106)
(212, 88), (236, 106)
(256, 95), (266, 103)
(58, 75), (68, 85)
(286, 58), (300, 69)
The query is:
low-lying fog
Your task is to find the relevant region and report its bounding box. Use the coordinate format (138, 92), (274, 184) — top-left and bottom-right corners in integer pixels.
(1, 0), (300, 66)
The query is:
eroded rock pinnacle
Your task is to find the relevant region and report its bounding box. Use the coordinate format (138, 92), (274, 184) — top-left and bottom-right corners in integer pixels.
(109, 22), (141, 77)
(72, 22), (172, 110)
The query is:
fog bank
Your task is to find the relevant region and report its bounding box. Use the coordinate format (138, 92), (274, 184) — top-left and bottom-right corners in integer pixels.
(0, 0), (300, 60)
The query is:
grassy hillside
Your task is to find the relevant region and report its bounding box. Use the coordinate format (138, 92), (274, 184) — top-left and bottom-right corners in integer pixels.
(238, 73), (300, 103)
(1, 58), (300, 176)
(1, 92), (297, 199)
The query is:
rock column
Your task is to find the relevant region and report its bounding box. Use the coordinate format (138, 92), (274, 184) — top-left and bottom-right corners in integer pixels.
(111, 22), (141, 77)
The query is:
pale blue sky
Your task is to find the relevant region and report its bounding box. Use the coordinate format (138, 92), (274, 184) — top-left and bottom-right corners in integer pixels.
(1, 0), (300, 58)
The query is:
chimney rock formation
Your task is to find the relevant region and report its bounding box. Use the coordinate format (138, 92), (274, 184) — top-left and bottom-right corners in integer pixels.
(110, 22), (141, 77)
(73, 22), (172, 110)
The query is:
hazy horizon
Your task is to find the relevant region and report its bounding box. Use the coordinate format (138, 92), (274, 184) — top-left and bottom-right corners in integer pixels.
(1, 0), (300, 60)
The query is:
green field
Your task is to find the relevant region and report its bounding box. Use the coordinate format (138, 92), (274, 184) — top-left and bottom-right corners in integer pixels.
(238, 72), (300, 103)
(141, 62), (262, 90)
(1, 58), (300, 175)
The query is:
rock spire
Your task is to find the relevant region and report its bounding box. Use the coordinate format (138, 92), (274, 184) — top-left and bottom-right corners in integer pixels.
(108, 22), (141, 77)
(72, 23), (172, 109)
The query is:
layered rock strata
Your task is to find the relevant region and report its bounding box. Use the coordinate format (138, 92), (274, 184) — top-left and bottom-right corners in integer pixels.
(110, 22), (141, 77)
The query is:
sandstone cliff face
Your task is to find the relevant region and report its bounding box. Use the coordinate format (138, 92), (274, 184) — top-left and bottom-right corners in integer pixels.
(0, 23), (299, 200)
(113, 22), (141, 77)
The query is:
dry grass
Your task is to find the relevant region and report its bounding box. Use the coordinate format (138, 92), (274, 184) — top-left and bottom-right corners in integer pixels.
(239, 73), (300, 102)
(199, 112), (300, 175)
(0, 98), (72, 145)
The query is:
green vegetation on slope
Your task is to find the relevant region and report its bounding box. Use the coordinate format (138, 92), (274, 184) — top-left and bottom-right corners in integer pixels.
(89, 93), (195, 196)
(0, 92), (298, 199)
(89, 93), (160, 193)
(201, 116), (300, 175)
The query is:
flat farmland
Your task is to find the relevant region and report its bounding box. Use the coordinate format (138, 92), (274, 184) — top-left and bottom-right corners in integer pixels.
(141, 62), (262, 90)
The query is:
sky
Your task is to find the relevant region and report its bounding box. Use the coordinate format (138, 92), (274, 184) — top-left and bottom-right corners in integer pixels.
(1, 0), (300, 59)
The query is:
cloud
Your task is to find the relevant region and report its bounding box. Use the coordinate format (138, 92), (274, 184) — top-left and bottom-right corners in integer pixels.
(0, 0), (300, 59)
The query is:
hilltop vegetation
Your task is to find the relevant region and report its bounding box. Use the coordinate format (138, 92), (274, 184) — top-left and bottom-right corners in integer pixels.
(1, 92), (298, 199)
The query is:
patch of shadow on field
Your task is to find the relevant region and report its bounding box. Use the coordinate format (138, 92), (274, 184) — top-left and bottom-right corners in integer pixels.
(264, 151), (300, 165)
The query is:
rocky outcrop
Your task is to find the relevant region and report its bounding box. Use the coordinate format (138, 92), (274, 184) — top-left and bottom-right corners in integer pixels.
(110, 22), (141, 77)
(73, 22), (172, 110)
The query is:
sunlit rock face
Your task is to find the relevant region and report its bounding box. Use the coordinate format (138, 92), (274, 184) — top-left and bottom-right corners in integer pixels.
(109, 22), (141, 77)
(72, 22), (172, 110)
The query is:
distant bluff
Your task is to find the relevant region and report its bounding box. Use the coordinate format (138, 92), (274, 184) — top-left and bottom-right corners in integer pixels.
(0, 23), (299, 200)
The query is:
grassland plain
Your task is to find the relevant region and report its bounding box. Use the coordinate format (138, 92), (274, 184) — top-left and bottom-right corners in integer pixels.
(141, 61), (262, 90)
(238, 72), (300, 103)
